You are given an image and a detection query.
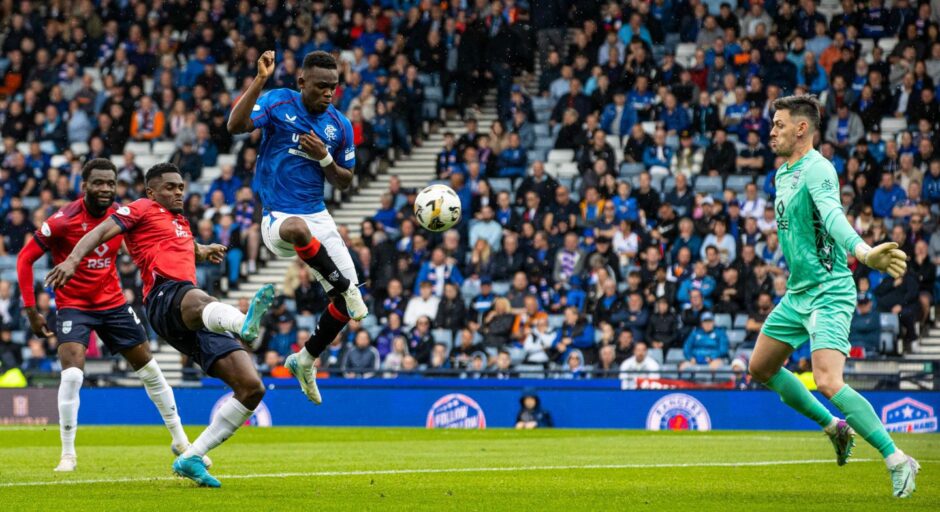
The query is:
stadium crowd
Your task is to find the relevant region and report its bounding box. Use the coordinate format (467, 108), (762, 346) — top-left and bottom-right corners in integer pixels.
(2, 0), (940, 382)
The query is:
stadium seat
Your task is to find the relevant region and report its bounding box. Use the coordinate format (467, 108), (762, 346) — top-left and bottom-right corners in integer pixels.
(296, 315), (316, 332)
(694, 175), (723, 196)
(648, 348), (664, 365)
(675, 43), (696, 66)
(366, 325), (383, 340)
(555, 162), (579, 177)
(432, 329), (454, 348)
(728, 329), (747, 348)
(547, 149), (575, 163)
(548, 314), (565, 330)
(489, 178), (513, 193)
(51, 155), (69, 168)
(641, 121), (656, 135)
(152, 141), (176, 156)
(666, 349), (687, 364)
(619, 162), (644, 177)
(70, 141), (90, 155)
(877, 37), (898, 53)
(879, 313), (899, 335)
(858, 38), (875, 57)
(532, 96), (554, 111)
(713, 313), (732, 330)
(21, 196), (40, 211)
(534, 123), (550, 137)
(217, 154), (236, 168)
(491, 281), (511, 296)
(425, 86), (443, 103)
(725, 175), (753, 194)
(11, 331), (26, 344)
(125, 141), (152, 155)
(606, 135), (621, 149)
(880, 332), (897, 355)
(662, 176), (676, 191)
(733, 313), (749, 329)
(0, 255), (16, 271)
(880, 118), (906, 136)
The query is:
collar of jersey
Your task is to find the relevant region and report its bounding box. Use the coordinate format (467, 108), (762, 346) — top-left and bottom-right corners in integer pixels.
(785, 148), (815, 171)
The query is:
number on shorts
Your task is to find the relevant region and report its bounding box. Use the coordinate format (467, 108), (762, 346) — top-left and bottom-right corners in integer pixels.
(128, 306), (141, 325)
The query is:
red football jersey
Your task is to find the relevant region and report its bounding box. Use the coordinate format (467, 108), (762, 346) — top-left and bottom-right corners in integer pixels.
(111, 198), (197, 299)
(33, 199), (126, 311)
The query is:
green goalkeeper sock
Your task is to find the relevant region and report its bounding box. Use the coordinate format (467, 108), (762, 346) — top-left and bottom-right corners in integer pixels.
(830, 385), (897, 458)
(765, 368), (834, 428)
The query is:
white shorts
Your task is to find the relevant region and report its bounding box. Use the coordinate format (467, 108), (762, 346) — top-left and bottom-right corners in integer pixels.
(261, 210), (358, 293)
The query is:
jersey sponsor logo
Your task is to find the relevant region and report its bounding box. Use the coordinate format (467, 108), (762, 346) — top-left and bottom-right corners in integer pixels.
(426, 393), (486, 429)
(287, 148), (316, 161)
(881, 397), (937, 433)
(93, 244), (109, 257)
(324, 123), (338, 141)
(285, 113), (297, 123)
(171, 219), (189, 239)
(646, 393), (711, 431)
(345, 147), (355, 161)
(61, 320), (72, 334)
(40, 222), (51, 237)
(210, 391), (273, 427)
(116, 206), (131, 216)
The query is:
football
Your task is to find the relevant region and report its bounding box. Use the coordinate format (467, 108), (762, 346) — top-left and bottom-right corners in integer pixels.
(414, 184), (462, 232)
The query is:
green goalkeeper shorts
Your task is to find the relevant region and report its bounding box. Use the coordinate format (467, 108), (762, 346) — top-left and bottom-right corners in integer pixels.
(760, 277), (856, 356)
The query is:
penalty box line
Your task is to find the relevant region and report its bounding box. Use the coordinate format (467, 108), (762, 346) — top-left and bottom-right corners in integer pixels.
(0, 458), (880, 488)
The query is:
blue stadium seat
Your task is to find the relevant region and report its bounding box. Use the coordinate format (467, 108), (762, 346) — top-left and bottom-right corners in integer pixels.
(424, 86), (443, 103)
(21, 196), (41, 211)
(534, 123), (550, 137)
(548, 314), (565, 330)
(489, 178), (513, 193)
(432, 329), (454, 348)
(648, 348), (664, 364)
(725, 175), (753, 194)
(694, 175), (723, 196)
(727, 329), (746, 348)
(296, 315), (316, 332)
(665, 349), (687, 364)
(733, 313), (749, 329)
(0, 255), (16, 271)
(11, 331), (26, 344)
(662, 176), (676, 192)
(366, 325), (383, 340)
(879, 332), (896, 355)
(713, 313), (732, 330)
(879, 313), (899, 334)
(491, 281), (511, 296)
(619, 162), (644, 177)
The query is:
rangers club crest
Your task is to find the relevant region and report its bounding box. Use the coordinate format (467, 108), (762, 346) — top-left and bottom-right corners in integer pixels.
(324, 124), (338, 141)
(426, 393), (486, 429)
(646, 393), (711, 431)
(881, 397), (937, 433)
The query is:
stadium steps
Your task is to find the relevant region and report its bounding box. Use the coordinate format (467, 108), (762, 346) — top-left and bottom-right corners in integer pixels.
(905, 331), (940, 361)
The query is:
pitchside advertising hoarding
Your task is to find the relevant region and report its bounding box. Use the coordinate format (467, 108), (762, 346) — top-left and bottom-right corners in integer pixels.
(1, 380), (937, 432)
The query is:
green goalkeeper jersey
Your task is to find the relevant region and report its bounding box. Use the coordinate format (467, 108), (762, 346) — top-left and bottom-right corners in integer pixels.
(773, 148), (864, 294)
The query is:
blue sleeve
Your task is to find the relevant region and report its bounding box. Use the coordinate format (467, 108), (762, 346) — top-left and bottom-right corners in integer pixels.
(414, 263), (429, 294)
(677, 280), (690, 303)
(683, 331), (694, 360)
(250, 89), (281, 130)
(338, 113), (356, 170)
(717, 330), (729, 358)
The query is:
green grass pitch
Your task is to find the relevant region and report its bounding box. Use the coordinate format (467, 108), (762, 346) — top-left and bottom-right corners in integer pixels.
(0, 426), (936, 511)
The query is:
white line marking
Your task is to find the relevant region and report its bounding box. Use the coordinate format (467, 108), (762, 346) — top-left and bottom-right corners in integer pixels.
(0, 459), (878, 488)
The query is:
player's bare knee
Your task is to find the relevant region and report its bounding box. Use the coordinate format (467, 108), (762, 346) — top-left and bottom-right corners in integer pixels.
(279, 217), (311, 245)
(748, 362), (774, 383)
(235, 378), (265, 409)
(57, 343), (86, 370)
(814, 372), (844, 399)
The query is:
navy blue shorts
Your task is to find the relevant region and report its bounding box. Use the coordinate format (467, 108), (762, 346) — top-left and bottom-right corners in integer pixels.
(56, 305), (147, 353)
(145, 279), (244, 376)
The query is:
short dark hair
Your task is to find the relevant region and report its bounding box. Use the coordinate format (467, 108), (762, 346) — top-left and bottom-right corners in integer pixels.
(145, 162), (181, 184)
(81, 158), (117, 181)
(303, 51), (337, 71)
(772, 94), (822, 132)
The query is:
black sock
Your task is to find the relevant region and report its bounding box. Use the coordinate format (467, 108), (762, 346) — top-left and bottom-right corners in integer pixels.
(294, 239), (350, 292)
(304, 299), (350, 358)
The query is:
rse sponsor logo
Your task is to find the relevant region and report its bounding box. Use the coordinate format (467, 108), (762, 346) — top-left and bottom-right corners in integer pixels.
(881, 397), (937, 433)
(426, 393), (486, 429)
(646, 393), (711, 431)
(210, 392), (273, 427)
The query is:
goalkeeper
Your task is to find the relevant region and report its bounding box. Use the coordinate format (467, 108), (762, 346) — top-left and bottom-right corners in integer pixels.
(748, 95), (918, 498)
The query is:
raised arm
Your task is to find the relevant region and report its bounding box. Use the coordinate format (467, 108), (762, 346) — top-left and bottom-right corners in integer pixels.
(807, 162), (907, 277)
(44, 217), (123, 288)
(227, 50), (275, 134)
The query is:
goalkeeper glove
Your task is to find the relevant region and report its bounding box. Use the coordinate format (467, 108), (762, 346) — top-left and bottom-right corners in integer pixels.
(855, 242), (908, 278)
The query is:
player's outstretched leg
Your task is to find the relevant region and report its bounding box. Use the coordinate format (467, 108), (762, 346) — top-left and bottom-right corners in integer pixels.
(279, 217), (367, 320)
(55, 344), (85, 472)
(286, 299), (350, 404)
(120, 344), (212, 467)
(814, 349), (919, 498)
(190, 284), (275, 343)
(173, 351), (264, 488)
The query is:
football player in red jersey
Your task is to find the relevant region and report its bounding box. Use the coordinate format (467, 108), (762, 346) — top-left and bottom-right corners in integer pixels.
(16, 159), (197, 473)
(45, 163), (275, 488)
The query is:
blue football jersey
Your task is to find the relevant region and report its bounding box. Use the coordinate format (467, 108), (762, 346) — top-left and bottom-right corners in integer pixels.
(251, 88), (356, 214)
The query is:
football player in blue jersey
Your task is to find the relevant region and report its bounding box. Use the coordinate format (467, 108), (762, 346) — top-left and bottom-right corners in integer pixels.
(228, 50), (368, 404)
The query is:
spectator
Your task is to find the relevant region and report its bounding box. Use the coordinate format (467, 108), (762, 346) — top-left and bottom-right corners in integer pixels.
(850, 294), (881, 354)
(481, 297), (516, 350)
(736, 131), (771, 177)
(874, 272), (920, 350)
(701, 128), (737, 177)
(552, 306), (596, 363)
(646, 298), (680, 352)
(409, 317), (436, 365)
(404, 281), (441, 328)
(194, 123), (219, 167)
(205, 165), (241, 206)
(515, 392), (553, 429)
(642, 128), (674, 177)
(129, 96), (164, 141)
(553, 232), (586, 287)
(341, 330), (381, 378)
(872, 172), (907, 218)
(619, 342), (662, 389)
(169, 140), (203, 182)
(826, 104), (865, 150)
(495, 133), (528, 179)
(671, 130), (703, 178)
(680, 312), (729, 370)
(414, 247), (464, 297)
(434, 283), (467, 332)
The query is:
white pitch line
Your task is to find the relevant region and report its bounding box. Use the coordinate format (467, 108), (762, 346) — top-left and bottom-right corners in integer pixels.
(0, 459), (877, 488)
